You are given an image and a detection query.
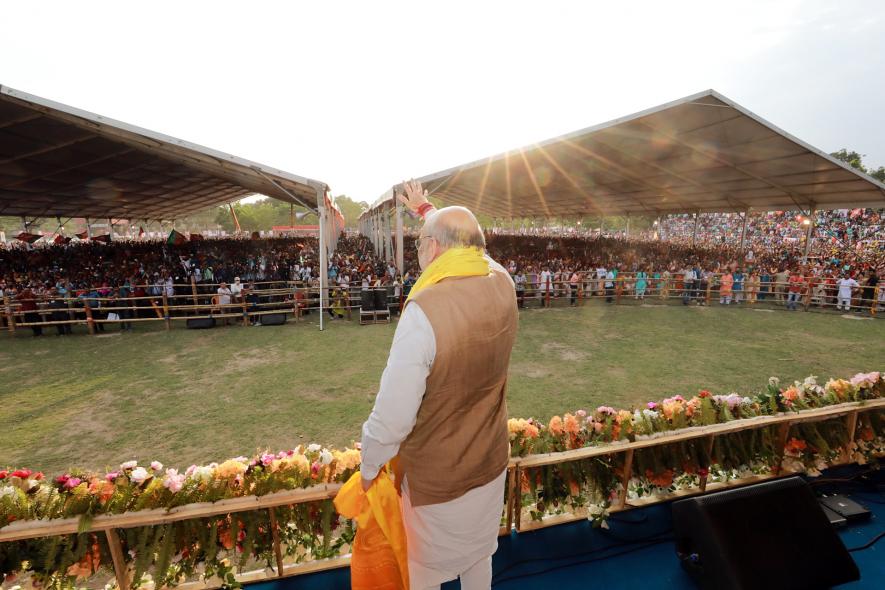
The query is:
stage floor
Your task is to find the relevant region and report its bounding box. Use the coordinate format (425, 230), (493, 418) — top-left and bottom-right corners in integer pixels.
(248, 466), (885, 589)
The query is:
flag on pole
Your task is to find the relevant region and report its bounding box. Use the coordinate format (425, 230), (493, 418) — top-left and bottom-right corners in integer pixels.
(189, 233), (204, 241)
(167, 229), (188, 246)
(76, 231), (88, 239)
(138, 226), (146, 238)
(91, 234), (111, 243)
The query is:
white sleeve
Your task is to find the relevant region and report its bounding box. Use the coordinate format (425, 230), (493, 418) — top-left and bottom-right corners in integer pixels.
(359, 302), (436, 480)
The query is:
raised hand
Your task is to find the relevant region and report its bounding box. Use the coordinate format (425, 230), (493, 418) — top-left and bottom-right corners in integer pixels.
(396, 179), (428, 213)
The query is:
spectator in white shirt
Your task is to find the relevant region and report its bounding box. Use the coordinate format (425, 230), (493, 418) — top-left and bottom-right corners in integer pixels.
(837, 275), (859, 311)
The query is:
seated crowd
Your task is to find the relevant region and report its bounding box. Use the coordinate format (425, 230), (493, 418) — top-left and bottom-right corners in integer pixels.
(1, 208), (882, 335)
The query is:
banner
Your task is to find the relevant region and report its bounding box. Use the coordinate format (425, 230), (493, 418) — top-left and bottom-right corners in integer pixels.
(16, 232), (42, 244)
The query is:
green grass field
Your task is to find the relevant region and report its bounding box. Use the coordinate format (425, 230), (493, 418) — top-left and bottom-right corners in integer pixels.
(1, 304), (883, 476)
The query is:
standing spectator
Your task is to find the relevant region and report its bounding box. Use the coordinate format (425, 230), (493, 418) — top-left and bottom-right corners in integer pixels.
(514, 269), (526, 308)
(719, 271), (734, 305)
(836, 274), (859, 312)
(569, 270), (580, 306)
(786, 270), (804, 311)
(17, 286), (42, 336)
(604, 268), (616, 303)
(733, 268), (744, 304)
(682, 265), (695, 305)
(774, 268), (789, 305)
(635, 269), (648, 300)
(217, 282), (232, 326)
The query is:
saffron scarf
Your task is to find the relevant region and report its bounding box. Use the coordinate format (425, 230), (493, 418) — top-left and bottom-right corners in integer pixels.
(406, 246), (490, 302)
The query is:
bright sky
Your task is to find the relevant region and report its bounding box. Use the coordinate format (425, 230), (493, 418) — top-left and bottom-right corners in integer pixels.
(3, 1), (884, 206)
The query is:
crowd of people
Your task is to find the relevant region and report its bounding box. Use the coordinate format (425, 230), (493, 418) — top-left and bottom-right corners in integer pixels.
(1, 208), (883, 335)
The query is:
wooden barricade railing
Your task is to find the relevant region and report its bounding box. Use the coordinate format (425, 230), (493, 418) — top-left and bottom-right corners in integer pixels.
(2, 399), (882, 589)
(505, 397), (885, 533)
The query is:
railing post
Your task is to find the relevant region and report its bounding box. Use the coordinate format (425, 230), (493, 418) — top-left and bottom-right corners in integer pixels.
(161, 291), (171, 330)
(842, 411), (860, 463)
(513, 464), (523, 531)
(871, 285), (879, 317)
(615, 276), (623, 304)
(773, 421), (793, 474)
(3, 295), (15, 334)
(84, 303), (96, 335)
(699, 435), (715, 492)
(617, 449), (634, 509)
(268, 507), (286, 577)
(105, 528), (130, 590)
(190, 275), (199, 309)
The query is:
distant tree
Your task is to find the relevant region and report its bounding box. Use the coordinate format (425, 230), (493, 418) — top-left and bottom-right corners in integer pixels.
(831, 149), (885, 183)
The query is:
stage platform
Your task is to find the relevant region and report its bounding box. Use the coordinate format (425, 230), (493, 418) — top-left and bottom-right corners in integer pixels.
(248, 466), (884, 589)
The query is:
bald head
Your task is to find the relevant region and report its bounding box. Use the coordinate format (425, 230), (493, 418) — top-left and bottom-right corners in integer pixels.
(423, 206), (486, 251)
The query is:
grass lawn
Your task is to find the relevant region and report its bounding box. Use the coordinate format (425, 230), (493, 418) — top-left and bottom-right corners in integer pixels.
(1, 303), (883, 476)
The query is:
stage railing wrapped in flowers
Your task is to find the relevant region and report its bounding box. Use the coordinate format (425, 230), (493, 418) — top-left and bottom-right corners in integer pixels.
(1, 373), (883, 590)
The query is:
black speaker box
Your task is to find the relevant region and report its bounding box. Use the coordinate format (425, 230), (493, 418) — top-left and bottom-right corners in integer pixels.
(373, 288), (388, 310)
(186, 317), (216, 329)
(672, 476), (858, 590)
(260, 312), (287, 326)
(360, 290), (375, 311)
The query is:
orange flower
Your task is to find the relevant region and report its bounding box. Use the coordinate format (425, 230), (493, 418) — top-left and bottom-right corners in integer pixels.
(215, 459), (247, 479)
(88, 479), (116, 504)
(548, 416), (564, 437)
(784, 438), (807, 455)
(645, 468), (675, 488)
(563, 413), (580, 436)
(781, 387), (800, 402)
(568, 480), (581, 496)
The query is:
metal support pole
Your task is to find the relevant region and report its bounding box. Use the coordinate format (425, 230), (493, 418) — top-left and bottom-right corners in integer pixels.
(625, 214), (630, 238)
(803, 206), (817, 260)
(395, 200), (404, 275)
(692, 212), (699, 247)
(317, 187), (328, 332)
(85, 217), (93, 238)
(738, 210), (749, 253)
(384, 206), (394, 265)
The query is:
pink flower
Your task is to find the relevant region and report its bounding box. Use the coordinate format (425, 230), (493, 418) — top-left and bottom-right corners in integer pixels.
(105, 471), (121, 482)
(185, 465), (197, 477)
(64, 477), (82, 490)
(261, 453), (276, 466)
(163, 469), (185, 493)
(596, 406), (616, 416)
(647, 402), (658, 410)
(576, 410), (587, 418)
(150, 461), (163, 471)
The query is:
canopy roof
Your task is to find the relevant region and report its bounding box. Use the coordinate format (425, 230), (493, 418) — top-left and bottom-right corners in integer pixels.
(383, 90), (885, 218)
(0, 85), (328, 220)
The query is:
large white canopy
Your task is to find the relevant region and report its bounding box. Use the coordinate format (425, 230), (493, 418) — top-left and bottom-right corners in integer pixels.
(0, 85), (328, 220)
(376, 90), (885, 218)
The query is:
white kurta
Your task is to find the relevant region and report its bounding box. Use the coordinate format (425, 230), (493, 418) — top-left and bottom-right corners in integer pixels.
(360, 259), (509, 587)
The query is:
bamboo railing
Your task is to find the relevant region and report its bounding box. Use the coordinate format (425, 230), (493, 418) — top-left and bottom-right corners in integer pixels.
(2, 275), (881, 336)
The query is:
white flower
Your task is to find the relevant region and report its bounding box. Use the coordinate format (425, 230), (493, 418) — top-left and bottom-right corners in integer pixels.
(191, 466), (214, 482)
(319, 449), (333, 465)
(768, 377), (780, 387)
(307, 444), (321, 453)
(150, 461), (163, 472)
(0, 485), (17, 498)
(130, 467), (150, 483)
(120, 460), (138, 470)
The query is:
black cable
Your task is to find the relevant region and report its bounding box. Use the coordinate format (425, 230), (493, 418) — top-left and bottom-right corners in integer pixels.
(492, 537), (673, 586)
(490, 531), (673, 582)
(848, 530), (885, 552)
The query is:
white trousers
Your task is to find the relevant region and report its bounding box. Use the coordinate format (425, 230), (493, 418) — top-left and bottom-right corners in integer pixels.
(401, 469), (507, 590)
(838, 296), (851, 310)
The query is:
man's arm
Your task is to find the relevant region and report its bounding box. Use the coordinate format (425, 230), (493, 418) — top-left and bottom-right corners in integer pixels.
(359, 302), (435, 488)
